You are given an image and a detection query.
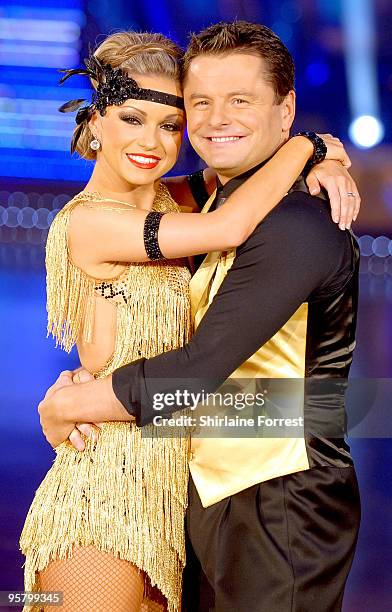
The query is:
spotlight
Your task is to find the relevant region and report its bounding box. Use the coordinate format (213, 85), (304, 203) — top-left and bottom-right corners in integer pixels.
(348, 115), (384, 148)
(306, 61), (329, 87)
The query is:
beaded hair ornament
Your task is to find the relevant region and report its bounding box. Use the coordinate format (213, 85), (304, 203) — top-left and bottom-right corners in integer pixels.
(58, 54), (185, 154)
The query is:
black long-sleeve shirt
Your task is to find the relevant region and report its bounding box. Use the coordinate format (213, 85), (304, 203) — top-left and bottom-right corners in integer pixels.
(112, 172), (358, 430)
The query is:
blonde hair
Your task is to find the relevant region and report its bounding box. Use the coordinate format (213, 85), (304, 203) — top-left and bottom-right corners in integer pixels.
(74, 31), (183, 160)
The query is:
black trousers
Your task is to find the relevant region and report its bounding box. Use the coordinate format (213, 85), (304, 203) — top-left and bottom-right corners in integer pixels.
(182, 466), (360, 612)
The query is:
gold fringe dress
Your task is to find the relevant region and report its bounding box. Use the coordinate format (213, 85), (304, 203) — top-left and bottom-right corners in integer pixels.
(19, 184), (192, 612)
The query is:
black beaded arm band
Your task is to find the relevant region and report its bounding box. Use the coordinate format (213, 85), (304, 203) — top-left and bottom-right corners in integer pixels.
(293, 131), (327, 176)
(144, 211), (165, 260)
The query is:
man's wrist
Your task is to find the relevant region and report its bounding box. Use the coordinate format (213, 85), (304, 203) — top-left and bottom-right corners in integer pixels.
(102, 374), (129, 419)
(56, 384), (78, 424)
(64, 374), (134, 423)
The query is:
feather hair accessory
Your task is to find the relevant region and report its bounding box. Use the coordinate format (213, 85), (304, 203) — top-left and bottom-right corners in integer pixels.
(58, 52), (184, 154)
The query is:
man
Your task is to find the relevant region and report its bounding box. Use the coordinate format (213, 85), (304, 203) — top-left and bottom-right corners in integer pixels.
(39, 22), (361, 611)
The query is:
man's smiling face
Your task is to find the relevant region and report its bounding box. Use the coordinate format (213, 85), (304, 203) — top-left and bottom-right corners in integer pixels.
(183, 53), (295, 182)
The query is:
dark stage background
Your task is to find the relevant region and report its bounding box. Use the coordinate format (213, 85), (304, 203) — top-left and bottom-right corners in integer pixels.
(1, 1), (391, 610)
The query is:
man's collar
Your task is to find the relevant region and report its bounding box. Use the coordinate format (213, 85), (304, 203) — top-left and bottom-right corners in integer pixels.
(216, 157), (272, 197)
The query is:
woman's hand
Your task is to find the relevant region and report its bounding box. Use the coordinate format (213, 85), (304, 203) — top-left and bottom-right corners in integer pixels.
(306, 160), (361, 230)
(317, 133), (351, 168)
(293, 133), (351, 168)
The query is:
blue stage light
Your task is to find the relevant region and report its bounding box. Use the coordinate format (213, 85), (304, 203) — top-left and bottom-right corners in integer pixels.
(381, 184), (392, 212)
(305, 61), (330, 87)
(372, 236), (390, 258)
(0, 42), (79, 68)
(0, 17), (81, 43)
(18, 207), (35, 229)
(280, 1), (302, 23)
(342, 0), (384, 149)
(271, 21), (293, 44)
(52, 195), (70, 209)
(35, 208), (51, 230)
(368, 256), (386, 276)
(358, 235), (374, 257)
(349, 115), (384, 148)
(0, 1), (85, 180)
(4, 6), (85, 25)
(5, 207), (19, 228)
(8, 192), (28, 208)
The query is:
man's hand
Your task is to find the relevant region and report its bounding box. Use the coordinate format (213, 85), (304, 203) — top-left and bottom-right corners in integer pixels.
(306, 160), (361, 231)
(69, 368), (103, 451)
(39, 368), (103, 451)
(38, 373), (76, 448)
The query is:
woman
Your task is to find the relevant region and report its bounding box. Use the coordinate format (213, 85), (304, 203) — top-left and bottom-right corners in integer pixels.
(20, 31), (356, 612)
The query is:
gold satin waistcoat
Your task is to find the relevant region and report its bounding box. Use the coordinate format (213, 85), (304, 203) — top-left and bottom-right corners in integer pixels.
(189, 191), (310, 508)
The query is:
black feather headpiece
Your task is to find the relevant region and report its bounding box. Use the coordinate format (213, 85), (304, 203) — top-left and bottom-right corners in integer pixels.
(58, 53), (184, 154)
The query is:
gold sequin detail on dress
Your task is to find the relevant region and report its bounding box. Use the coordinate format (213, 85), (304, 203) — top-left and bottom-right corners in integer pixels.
(20, 183), (192, 612)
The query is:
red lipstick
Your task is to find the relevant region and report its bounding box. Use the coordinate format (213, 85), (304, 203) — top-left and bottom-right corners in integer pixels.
(126, 153), (161, 169)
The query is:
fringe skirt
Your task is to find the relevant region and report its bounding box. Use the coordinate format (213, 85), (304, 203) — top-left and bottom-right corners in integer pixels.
(20, 421), (189, 612)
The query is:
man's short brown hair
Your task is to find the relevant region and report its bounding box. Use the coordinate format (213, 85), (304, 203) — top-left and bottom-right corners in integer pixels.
(183, 21), (295, 104)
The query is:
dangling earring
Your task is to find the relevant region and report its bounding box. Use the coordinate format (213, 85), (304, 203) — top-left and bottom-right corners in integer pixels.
(90, 137), (101, 151)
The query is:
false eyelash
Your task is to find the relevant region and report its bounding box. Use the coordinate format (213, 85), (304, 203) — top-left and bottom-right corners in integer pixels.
(119, 114), (143, 124)
(119, 115), (181, 132)
(161, 123), (182, 131)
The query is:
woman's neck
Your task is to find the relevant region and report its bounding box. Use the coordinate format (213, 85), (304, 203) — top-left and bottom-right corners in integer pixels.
(85, 162), (159, 211)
